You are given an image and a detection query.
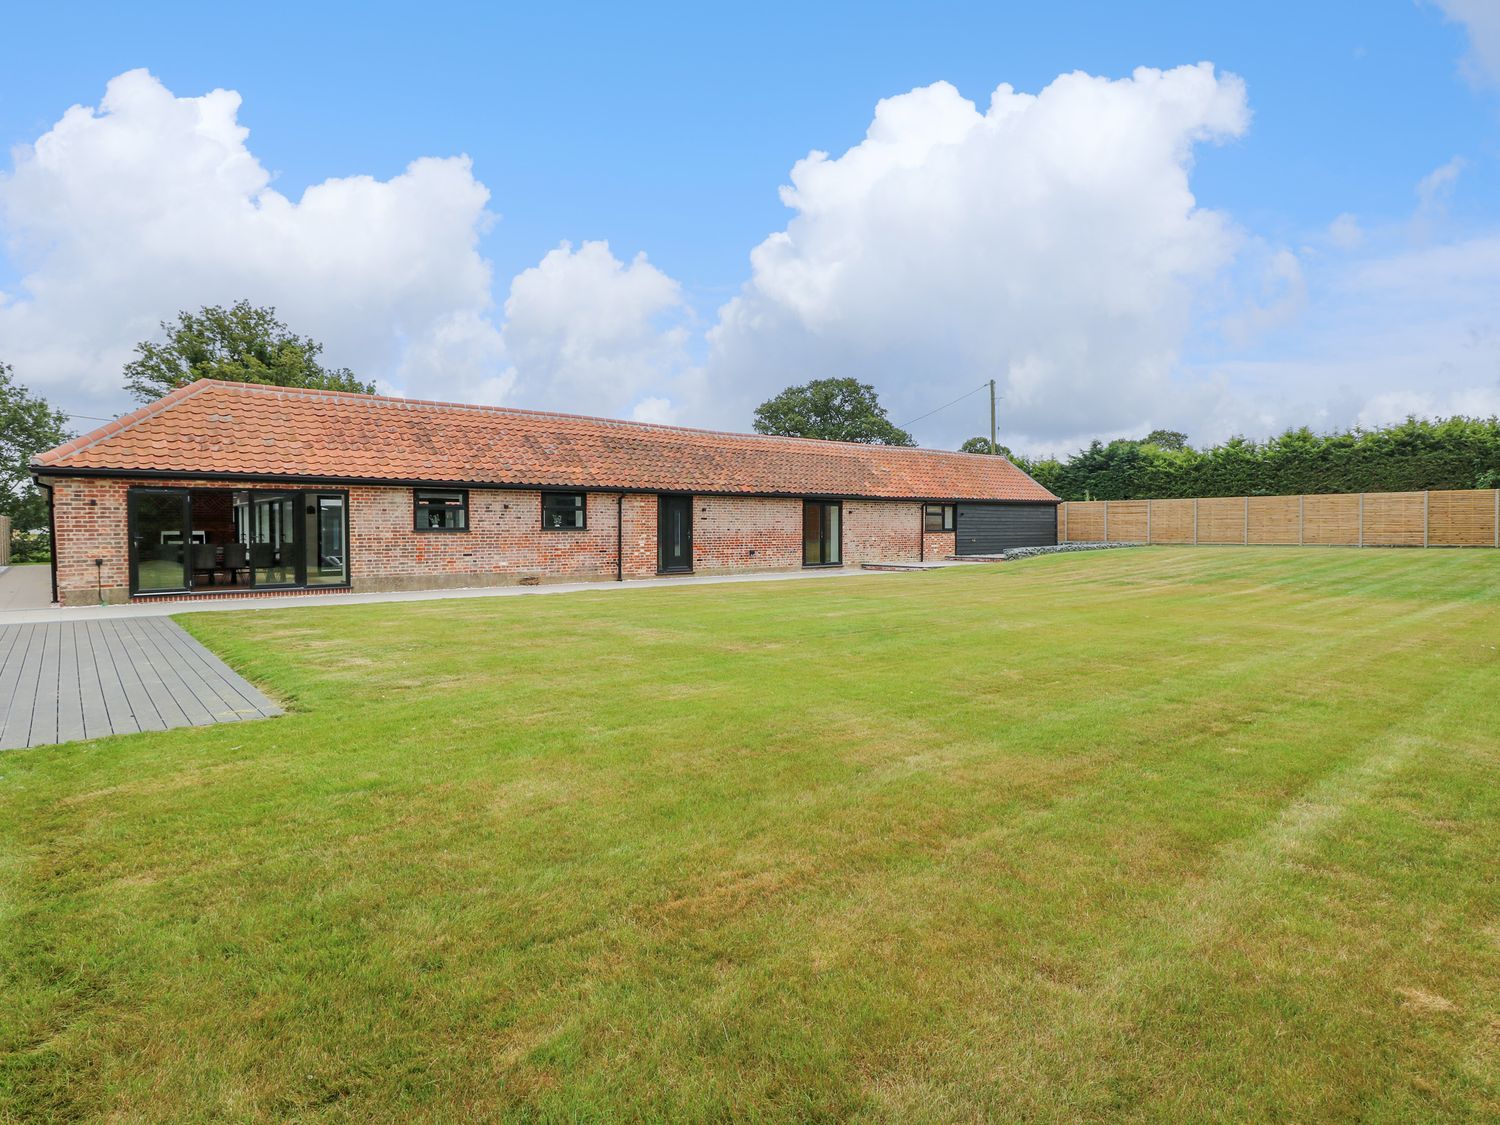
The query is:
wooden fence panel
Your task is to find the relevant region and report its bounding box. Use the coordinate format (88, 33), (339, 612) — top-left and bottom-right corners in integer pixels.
(1196, 497), (1246, 544)
(1362, 491), (1426, 547)
(1303, 494), (1361, 546)
(0, 515), (9, 565)
(1147, 499), (1194, 543)
(1067, 501), (1106, 542)
(1057, 488), (1497, 548)
(1427, 489), (1498, 547)
(1247, 495), (1300, 545)
(1106, 500), (1149, 542)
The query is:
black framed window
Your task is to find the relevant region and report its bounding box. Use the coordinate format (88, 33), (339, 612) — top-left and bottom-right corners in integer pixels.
(925, 504), (955, 532)
(803, 500), (842, 566)
(542, 491), (586, 529)
(415, 489), (468, 531)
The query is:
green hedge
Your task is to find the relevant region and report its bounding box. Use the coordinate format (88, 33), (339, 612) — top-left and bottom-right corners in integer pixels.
(9, 528), (51, 564)
(1018, 417), (1500, 502)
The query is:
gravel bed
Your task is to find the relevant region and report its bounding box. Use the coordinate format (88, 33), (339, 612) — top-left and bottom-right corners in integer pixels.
(1002, 541), (1143, 561)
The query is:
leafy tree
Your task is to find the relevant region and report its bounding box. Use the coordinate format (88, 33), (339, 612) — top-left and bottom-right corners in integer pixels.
(124, 300), (374, 403)
(0, 360), (70, 541)
(1143, 429), (1190, 451)
(959, 436), (1016, 458)
(753, 378), (915, 446)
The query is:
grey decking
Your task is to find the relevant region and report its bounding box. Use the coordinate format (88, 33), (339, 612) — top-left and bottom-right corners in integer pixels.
(0, 618), (280, 750)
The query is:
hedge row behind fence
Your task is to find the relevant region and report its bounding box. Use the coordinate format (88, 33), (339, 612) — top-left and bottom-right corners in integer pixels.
(1057, 489), (1500, 548)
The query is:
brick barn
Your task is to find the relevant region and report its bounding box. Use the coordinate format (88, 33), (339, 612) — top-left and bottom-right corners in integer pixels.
(32, 380), (1058, 606)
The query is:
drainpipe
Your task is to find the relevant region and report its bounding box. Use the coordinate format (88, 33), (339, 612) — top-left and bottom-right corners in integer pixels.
(919, 504), (925, 562)
(616, 493), (624, 581)
(34, 475), (59, 605)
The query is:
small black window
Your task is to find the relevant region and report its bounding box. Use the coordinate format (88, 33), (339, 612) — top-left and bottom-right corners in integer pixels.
(542, 492), (586, 529)
(415, 489), (468, 531)
(925, 504), (954, 532)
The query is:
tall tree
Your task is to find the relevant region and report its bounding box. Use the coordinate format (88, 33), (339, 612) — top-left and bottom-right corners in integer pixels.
(1143, 429), (1190, 451)
(959, 437), (1016, 458)
(124, 300), (375, 403)
(753, 378), (915, 446)
(0, 360), (70, 534)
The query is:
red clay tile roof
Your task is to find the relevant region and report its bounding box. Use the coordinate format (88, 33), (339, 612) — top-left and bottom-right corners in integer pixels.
(33, 380), (1057, 503)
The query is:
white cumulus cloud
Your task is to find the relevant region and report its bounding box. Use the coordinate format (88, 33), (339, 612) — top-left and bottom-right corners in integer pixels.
(1432, 0), (1500, 85)
(705, 64), (1252, 450)
(500, 240), (695, 421)
(0, 68), (506, 414)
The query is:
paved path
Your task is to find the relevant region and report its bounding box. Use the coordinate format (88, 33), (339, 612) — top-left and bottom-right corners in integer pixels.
(0, 618), (281, 751)
(0, 565), (52, 611)
(0, 564), (903, 626)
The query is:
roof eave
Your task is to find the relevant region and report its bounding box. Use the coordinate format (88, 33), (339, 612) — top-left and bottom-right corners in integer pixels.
(28, 463), (1058, 504)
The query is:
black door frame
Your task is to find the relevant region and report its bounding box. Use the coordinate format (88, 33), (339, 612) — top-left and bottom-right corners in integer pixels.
(128, 487), (193, 594)
(657, 493), (694, 573)
(802, 499), (843, 567)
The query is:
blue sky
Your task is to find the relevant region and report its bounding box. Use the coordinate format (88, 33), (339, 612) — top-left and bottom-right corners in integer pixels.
(1, 1), (1497, 451)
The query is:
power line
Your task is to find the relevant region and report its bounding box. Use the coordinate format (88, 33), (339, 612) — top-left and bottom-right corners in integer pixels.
(899, 381), (991, 428)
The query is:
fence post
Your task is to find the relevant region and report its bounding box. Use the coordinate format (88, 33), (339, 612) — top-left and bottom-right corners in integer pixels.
(1299, 494), (1305, 546)
(1103, 501), (1109, 544)
(1358, 493), (1364, 548)
(1193, 498), (1199, 545)
(1146, 499), (1153, 544)
(1494, 489), (1498, 549)
(1424, 490), (1430, 548)
(1243, 495), (1249, 545)
(1062, 502), (1068, 543)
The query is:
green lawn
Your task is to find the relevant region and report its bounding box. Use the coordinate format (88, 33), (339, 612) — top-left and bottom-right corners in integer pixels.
(3, 549), (1498, 1122)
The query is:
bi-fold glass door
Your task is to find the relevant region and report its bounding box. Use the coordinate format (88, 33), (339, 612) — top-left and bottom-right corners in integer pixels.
(127, 487), (349, 595)
(241, 491), (299, 586)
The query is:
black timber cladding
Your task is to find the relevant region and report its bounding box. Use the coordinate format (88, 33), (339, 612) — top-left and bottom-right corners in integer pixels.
(955, 502), (1058, 554)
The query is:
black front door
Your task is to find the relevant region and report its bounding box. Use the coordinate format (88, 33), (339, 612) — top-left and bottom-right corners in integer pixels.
(658, 494), (693, 572)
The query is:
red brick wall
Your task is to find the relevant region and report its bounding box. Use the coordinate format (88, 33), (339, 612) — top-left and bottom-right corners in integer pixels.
(842, 500), (924, 565)
(47, 477), (929, 605)
(690, 496), (802, 573)
(50, 476), (132, 605)
(923, 530), (957, 559)
(347, 486), (625, 589)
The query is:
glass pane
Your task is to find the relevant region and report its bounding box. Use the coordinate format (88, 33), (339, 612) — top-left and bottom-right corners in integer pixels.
(306, 495), (347, 585)
(132, 491), (188, 592)
(803, 502), (822, 565)
(543, 494), (583, 528)
(418, 490), (467, 529)
(186, 490), (237, 588)
(251, 493), (298, 585)
(824, 504), (841, 564)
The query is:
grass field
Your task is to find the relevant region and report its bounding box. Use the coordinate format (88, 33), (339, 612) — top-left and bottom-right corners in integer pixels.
(3, 548), (1498, 1121)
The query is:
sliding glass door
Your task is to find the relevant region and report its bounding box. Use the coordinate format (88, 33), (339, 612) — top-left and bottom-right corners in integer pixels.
(128, 487), (349, 595)
(246, 492), (299, 586)
(803, 500), (842, 566)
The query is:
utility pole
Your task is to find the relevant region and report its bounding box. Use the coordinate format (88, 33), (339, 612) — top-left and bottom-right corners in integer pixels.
(989, 379), (997, 456)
